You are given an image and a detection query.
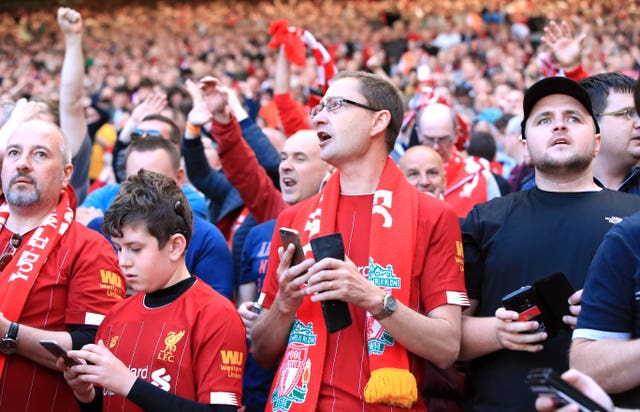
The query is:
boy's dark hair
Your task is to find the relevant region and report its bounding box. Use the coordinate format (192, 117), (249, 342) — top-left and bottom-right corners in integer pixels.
(103, 169), (193, 249)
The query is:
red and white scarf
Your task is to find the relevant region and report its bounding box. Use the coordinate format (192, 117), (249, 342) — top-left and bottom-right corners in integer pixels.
(268, 19), (337, 98)
(268, 158), (419, 411)
(0, 190), (74, 373)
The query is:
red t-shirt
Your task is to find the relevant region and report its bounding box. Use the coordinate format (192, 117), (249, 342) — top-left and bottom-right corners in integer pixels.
(96, 279), (246, 411)
(261, 192), (467, 411)
(0, 221), (125, 412)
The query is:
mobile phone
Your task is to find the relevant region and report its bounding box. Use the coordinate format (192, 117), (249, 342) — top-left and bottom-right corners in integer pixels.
(526, 368), (608, 412)
(533, 272), (575, 331)
(279, 228), (306, 267)
(501, 286), (554, 337)
(310, 233), (352, 333)
(40, 339), (82, 367)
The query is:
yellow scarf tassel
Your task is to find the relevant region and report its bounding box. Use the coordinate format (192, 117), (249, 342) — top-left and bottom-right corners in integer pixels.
(364, 367), (418, 408)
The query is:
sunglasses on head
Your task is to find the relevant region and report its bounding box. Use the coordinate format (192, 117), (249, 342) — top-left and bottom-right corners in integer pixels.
(130, 128), (163, 140)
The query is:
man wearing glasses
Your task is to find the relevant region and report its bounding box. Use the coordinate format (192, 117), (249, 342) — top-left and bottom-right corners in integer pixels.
(252, 71), (467, 411)
(416, 103), (501, 218)
(580, 73), (640, 194)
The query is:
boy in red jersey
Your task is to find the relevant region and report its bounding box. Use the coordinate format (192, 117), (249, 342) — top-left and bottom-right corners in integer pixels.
(61, 170), (246, 412)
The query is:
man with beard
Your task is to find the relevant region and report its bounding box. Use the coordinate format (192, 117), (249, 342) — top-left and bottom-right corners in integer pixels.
(0, 119), (125, 411)
(458, 77), (640, 411)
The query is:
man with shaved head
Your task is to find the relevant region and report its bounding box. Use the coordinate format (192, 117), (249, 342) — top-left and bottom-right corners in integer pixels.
(416, 103), (500, 218)
(0, 119), (125, 411)
(399, 145), (447, 199)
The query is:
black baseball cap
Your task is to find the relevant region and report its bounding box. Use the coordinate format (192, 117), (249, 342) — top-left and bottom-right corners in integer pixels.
(520, 76), (600, 139)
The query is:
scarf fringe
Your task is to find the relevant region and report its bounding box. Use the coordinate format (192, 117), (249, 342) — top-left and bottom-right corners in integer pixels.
(364, 367), (418, 408)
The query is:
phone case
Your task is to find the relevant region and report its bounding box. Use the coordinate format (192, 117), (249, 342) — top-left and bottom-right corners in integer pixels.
(40, 339), (81, 367)
(526, 368), (608, 412)
(310, 233), (352, 333)
(533, 272), (575, 331)
(501, 286), (556, 338)
(279, 228), (306, 267)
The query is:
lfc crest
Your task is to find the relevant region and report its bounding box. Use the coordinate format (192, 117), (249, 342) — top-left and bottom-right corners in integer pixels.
(271, 320), (316, 411)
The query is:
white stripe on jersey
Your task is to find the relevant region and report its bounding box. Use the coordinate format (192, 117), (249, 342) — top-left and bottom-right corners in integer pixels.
(85, 312), (106, 325)
(446, 291), (470, 306)
(210, 392), (239, 406)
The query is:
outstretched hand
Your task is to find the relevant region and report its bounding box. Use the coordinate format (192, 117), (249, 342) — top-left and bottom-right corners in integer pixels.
(130, 92), (167, 124)
(541, 20), (588, 70)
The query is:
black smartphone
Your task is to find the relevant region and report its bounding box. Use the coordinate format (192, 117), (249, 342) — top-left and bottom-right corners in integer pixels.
(40, 339), (82, 367)
(526, 368), (608, 412)
(310, 233), (352, 333)
(533, 272), (575, 331)
(501, 285), (555, 337)
(279, 227), (306, 267)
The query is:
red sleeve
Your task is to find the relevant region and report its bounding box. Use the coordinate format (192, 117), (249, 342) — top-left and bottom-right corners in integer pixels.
(564, 65), (589, 82)
(194, 292), (246, 404)
(273, 93), (311, 137)
(211, 117), (287, 223)
(65, 224), (126, 325)
(414, 196), (468, 314)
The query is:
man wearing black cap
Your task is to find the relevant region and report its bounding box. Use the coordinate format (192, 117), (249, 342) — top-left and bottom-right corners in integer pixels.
(458, 76), (640, 411)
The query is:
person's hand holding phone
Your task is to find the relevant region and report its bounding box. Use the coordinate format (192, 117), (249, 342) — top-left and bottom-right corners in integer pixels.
(494, 307), (547, 352)
(534, 369), (613, 412)
(273, 229), (314, 317)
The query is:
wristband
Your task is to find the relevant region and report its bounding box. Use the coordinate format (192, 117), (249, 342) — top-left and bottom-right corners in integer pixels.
(186, 123), (202, 135)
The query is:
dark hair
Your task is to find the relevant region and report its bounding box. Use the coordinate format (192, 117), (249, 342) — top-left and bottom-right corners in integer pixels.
(579, 72), (636, 116)
(103, 169), (193, 249)
(466, 131), (497, 161)
(124, 135), (181, 172)
(332, 71), (404, 153)
(140, 114), (181, 146)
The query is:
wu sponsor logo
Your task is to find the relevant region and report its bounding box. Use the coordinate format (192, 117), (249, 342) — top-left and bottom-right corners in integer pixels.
(100, 270), (122, 287)
(100, 269), (125, 299)
(605, 216), (622, 224)
(219, 349), (243, 379)
(157, 330), (185, 363)
(221, 350), (244, 366)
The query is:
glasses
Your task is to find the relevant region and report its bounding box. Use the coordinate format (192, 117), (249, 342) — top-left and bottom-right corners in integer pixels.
(0, 233), (22, 271)
(310, 97), (379, 118)
(130, 128), (163, 140)
(597, 107), (639, 120)
(418, 134), (454, 146)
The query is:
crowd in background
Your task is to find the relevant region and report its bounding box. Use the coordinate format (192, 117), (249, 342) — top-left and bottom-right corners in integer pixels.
(0, 0), (638, 146)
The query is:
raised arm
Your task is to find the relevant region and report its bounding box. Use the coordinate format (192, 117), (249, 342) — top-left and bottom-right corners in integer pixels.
(541, 20), (590, 80)
(57, 7), (86, 156)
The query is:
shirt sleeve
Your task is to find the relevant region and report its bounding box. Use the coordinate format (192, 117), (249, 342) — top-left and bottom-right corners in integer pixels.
(65, 225), (126, 325)
(192, 299), (246, 406)
(418, 198), (468, 313)
(574, 224), (638, 340)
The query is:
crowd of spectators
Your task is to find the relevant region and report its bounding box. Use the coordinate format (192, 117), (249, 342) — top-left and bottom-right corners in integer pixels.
(0, 0), (638, 142)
